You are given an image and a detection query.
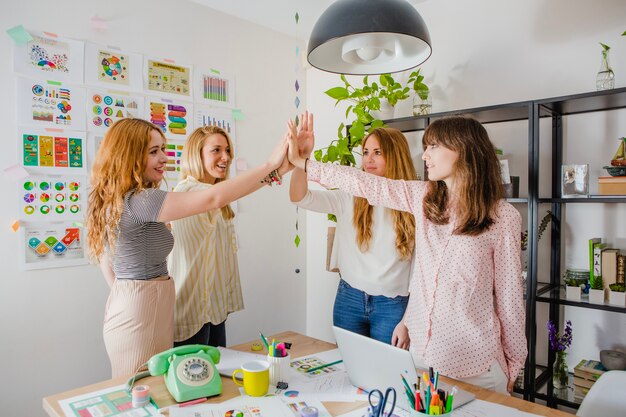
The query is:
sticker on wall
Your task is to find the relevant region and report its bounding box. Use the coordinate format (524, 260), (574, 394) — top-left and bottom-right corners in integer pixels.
(145, 97), (193, 139)
(12, 30), (85, 83)
(86, 88), (144, 132)
(17, 77), (86, 131)
(145, 58), (192, 98)
(194, 68), (235, 107)
(84, 43), (143, 91)
(20, 222), (87, 270)
(19, 175), (86, 220)
(19, 127), (86, 174)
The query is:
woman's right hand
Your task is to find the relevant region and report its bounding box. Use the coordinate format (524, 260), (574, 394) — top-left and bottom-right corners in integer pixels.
(267, 128), (290, 170)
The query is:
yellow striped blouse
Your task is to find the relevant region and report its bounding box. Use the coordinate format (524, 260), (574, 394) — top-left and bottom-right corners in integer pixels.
(168, 176), (243, 342)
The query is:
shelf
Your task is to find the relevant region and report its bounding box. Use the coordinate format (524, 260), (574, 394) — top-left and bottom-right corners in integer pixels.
(537, 87), (626, 117)
(533, 366), (583, 409)
(535, 283), (626, 313)
(383, 101), (532, 132)
(539, 196), (626, 203)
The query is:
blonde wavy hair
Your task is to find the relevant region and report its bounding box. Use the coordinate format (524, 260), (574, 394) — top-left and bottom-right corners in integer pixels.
(353, 128), (417, 260)
(422, 116), (504, 235)
(180, 126), (235, 220)
(87, 118), (166, 261)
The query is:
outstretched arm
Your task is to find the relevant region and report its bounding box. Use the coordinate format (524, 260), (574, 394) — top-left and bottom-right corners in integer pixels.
(158, 128), (290, 223)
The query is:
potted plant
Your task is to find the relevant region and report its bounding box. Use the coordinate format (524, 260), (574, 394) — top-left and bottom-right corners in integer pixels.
(547, 320), (573, 390)
(565, 277), (582, 301)
(589, 276), (605, 304)
(608, 283), (625, 306)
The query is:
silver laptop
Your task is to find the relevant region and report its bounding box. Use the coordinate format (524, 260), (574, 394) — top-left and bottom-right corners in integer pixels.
(332, 325), (475, 412)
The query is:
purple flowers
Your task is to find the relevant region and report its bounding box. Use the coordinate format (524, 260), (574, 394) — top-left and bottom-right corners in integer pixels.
(547, 320), (573, 352)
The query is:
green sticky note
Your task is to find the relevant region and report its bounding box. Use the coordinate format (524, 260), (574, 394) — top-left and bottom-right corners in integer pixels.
(210, 68), (221, 75)
(232, 108), (245, 121)
(7, 25), (33, 44)
(72, 221), (84, 227)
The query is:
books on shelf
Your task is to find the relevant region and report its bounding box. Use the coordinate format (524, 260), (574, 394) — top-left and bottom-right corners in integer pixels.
(601, 248), (620, 292)
(597, 175), (626, 195)
(573, 359), (607, 400)
(589, 238), (602, 287)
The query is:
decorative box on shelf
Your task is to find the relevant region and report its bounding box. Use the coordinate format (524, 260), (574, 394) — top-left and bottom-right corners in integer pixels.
(608, 291), (625, 306)
(566, 285), (582, 301)
(597, 176), (626, 195)
(588, 288), (605, 304)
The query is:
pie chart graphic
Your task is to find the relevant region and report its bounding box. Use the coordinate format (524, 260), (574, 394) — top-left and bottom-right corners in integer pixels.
(224, 410), (244, 417)
(284, 390), (299, 397)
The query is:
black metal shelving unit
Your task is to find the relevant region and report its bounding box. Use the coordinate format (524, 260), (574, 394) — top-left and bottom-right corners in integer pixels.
(380, 87), (626, 410)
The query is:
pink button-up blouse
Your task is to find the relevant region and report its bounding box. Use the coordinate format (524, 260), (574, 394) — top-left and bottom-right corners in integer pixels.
(308, 160), (527, 384)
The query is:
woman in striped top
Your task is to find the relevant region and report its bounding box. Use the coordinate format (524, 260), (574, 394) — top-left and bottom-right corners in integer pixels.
(286, 115), (527, 393)
(168, 126), (243, 347)
(87, 118), (291, 377)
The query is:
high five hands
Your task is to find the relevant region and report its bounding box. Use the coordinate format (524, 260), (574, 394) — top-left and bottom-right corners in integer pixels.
(287, 111), (315, 171)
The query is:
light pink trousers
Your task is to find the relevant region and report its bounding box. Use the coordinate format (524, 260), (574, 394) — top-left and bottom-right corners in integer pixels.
(103, 277), (175, 377)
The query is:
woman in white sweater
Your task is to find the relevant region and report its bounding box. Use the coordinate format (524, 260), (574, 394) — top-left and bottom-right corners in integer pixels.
(290, 112), (417, 347)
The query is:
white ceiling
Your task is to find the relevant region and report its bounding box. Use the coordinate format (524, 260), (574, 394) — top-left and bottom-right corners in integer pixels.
(191, 0), (427, 39)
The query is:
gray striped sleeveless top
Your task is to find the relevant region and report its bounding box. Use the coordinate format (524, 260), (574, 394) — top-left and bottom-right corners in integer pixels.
(112, 188), (174, 280)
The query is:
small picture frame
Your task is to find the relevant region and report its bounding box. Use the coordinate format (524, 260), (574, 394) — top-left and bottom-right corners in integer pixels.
(561, 164), (589, 198)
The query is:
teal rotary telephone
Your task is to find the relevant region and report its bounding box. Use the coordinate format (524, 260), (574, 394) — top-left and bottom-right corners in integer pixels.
(148, 345), (222, 402)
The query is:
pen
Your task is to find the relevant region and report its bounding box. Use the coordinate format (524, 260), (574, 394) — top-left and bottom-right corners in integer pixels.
(259, 331), (269, 350)
(305, 359), (343, 373)
(400, 374), (413, 395)
(148, 396), (158, 410)
(179, 397), (207, 407)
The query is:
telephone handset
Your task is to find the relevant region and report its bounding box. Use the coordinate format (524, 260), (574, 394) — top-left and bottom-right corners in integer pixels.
(148, 344), (222, 403)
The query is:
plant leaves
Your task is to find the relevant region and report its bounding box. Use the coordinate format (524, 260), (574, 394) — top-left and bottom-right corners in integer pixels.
(327, 145), (338, 162)
(314, 149), (322, 161)
(325, 87), (350, 100)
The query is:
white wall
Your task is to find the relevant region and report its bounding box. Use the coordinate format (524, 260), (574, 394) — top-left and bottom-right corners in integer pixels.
(304, 0), (626, 372)
(1, 1), (306, 416)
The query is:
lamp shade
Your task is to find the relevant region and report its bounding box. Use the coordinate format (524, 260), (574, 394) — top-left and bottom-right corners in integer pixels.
(307, 0), (432, 75)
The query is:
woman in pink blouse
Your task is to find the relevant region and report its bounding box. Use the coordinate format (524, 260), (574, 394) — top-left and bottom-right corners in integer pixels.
(287, 115), (527, 393)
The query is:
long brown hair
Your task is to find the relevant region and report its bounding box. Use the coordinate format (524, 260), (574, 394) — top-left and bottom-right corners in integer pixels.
(353, 128), (417, 260)
(87, 118), (166, 261)
(422, 116), (504, 235)
(180, 126), (235, 220)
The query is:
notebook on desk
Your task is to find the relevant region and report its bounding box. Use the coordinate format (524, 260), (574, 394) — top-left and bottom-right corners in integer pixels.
(332, 325), (475, 411)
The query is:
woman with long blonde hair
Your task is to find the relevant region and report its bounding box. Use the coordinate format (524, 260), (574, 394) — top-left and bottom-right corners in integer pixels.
(168, 126), (241, 348)
(288, 115), (526, 394)
(87, 118), (290, 377)
(290, 112), (416, 347)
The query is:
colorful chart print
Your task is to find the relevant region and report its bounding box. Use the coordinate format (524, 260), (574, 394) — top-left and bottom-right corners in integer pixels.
(283, 390), (300, 398)
(147, 98), (193, 138)
(58, 385), (159, 417)
(165, 140), (184, 179)
(18, 78), (86, 130)
(28, 35), (69, 73)
(21, 129), (85, 172)
(22, 223), (87, 270)
(147, 59), (191, 96)
(19, 176), (85, 220)
(202, 74), (228, 102)
(97, 50), (129, 85)
(290, 357), (341, 378)
(225, 410), (245, 417)
(87, 89), (143, 132)
(195, 69), (235, 107)
(195, 105), (236, 136)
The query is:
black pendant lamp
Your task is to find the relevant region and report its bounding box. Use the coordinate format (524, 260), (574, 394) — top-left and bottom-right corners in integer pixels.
(307, 0), (432, 75)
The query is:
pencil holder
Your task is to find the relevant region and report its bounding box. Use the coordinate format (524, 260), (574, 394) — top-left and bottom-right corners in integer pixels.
(409, 409), (454, 416)
(267, 353), (291, 387)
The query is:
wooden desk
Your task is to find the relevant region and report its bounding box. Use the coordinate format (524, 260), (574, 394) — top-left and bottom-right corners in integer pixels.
(44, 331), (571, 417)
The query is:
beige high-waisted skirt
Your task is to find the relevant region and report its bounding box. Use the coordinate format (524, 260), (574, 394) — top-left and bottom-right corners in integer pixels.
(103, 277), (175, 377)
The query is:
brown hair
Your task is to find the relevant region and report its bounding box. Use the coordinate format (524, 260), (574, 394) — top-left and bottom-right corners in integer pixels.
(422, 116), (503, 235)
(180, 126), (235, 220)
(353, 128), (417, 260)
(87, 118), (166, 261)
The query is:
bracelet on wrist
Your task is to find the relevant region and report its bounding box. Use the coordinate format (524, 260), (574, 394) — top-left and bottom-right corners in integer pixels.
(260, 169), (282, 186)
(304, 158), (309, 173)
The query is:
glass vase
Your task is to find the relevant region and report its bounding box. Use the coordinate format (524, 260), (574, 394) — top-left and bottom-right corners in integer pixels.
(552, 351), (569, 390)
(596, 49), (615, 91)
(412, 94), (432, 116)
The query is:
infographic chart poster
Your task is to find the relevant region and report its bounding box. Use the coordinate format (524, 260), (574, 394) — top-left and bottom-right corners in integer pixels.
(20, 128), (86, 174)
(86, 88), (143, 132)
(84, 43), (143, 91)
(145, 96), (193, 139)
(195, 68), (235, 107)
(13, 30), (84, 83)
(145, 58), (192, 98)
(19, 175), (86, 220)
(21, 222), (87, 270)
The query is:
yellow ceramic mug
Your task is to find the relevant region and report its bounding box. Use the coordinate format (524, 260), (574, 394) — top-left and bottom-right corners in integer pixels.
(232, 360), (270, 396)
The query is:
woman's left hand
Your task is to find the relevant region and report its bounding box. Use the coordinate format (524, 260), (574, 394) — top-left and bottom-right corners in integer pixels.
(391, 321), (410, 350)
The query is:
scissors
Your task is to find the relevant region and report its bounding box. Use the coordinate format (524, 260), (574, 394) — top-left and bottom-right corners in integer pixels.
(367, 387), (396, 417)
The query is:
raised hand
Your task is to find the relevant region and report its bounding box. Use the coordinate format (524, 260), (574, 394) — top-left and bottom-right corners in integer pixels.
(267, 129), (289, 170)
(297, 111), (315, 158)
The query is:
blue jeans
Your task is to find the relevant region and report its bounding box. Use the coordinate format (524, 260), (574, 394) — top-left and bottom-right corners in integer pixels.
(333, 279), (408, 345)
(174, 320), (226, 347)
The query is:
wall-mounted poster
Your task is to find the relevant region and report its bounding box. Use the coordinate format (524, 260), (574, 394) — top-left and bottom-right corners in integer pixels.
(13, 30), (84, 83)
(145, 97), (193, 139)
(195, 105), (237, 138)
(19, 175), (86, 220)
(84, 43), (143, 91)
(19, 127), (86, 174)
(144, 58), (192, 98)
(20, 221), (87, 270)
(86, 88), (144, 132)
(194, 68), (235, 107)
(17, 77), (86, 131)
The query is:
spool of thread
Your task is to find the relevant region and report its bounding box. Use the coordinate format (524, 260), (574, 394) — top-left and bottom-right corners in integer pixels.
(131, 384), (151, 408)
(299, 406), (319, 417)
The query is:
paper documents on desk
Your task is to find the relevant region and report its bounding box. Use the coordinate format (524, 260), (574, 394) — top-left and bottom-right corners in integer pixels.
(336, 398), (543, 417)
(169, 395), (332, 417)
(59, 384), (162, 417)
(216, 346), (265, 377)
